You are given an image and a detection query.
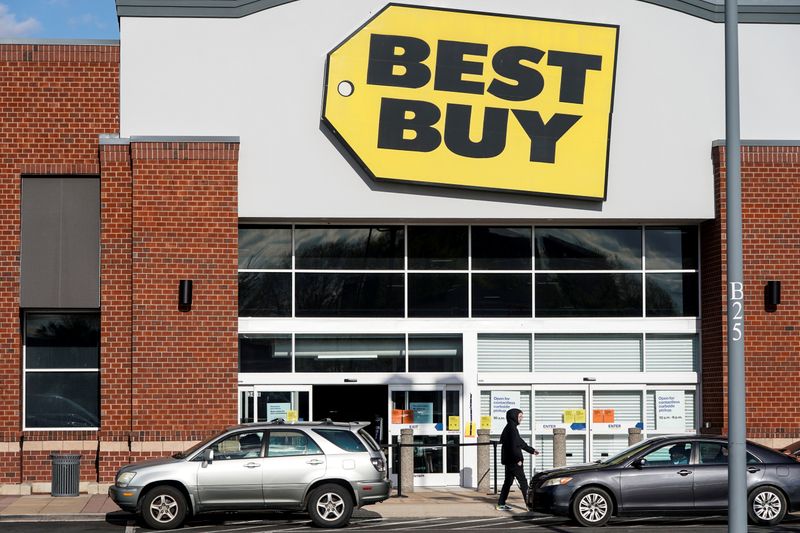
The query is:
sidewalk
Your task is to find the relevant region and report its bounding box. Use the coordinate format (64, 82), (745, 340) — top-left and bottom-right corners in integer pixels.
(0, 488), (516, 521)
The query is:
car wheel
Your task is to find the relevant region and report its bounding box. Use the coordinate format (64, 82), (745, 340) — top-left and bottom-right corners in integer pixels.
(140, 485), (188, 530)
(748, 486), (787, 526)
(571, 487), (612, 527)
(307, 483), (353, 528)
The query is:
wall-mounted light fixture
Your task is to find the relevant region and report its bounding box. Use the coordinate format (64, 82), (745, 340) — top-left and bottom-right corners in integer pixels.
(765, 280), (781, 311)
(178, 280), (193, 312)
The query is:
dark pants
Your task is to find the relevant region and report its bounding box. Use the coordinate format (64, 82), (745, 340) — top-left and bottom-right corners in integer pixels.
(498, 463), (529, 505)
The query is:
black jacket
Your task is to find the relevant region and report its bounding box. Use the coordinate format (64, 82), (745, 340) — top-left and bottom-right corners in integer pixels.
(500, 408), (536, 466)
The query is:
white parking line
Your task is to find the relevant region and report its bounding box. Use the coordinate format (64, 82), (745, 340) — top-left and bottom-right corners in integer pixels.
(348, 517), (446, 529)
(415, 516), (512, 530)
(124, 520), (137, 533)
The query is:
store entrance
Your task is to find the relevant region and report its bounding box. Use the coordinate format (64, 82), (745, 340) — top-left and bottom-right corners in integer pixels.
(313, 385), (388, 444)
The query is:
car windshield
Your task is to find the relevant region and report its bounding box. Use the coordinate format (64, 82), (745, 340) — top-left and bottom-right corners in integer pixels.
(172, 429), (229, 459)
(600, 439), (654, 465)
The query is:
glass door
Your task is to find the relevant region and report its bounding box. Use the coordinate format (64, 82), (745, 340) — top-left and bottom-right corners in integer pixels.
(388, 384), (462, 487)
(238, 385), (312, 424)
(532, 385), (589, 471)
(588, 385), (645, 463)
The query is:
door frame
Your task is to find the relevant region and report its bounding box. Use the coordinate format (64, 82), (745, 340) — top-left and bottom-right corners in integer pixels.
(387, 383), (462, 487)
(238, 385), (313, 424)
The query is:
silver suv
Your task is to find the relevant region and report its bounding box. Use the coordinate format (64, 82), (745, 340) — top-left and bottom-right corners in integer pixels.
(109, 421), (390, 530)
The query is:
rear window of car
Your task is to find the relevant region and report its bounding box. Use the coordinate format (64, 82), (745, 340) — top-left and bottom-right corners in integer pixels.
(313, 429), (367, 452)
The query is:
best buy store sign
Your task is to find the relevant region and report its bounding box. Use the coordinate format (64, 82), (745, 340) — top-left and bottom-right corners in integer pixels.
(322, 4), (619, 200)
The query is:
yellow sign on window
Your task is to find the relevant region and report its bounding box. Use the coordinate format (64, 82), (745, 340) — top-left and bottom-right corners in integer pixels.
(448, 416), (460, 431)
(480, 416), (493, 430)
(286, 410), (298, 423)
(323, 5), (618, 199)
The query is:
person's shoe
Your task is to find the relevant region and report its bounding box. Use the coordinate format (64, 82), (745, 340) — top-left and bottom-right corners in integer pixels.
(495, 504), (513, 511)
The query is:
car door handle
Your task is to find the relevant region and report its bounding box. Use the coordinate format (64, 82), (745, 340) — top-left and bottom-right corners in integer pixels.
(677, 470), (692, 476)
(747, 467), (760, 473)
(244, 462), (261, 469)
(306, 459), (324, 465)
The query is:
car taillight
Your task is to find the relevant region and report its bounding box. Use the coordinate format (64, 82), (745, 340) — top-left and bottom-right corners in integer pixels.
(371, 457), (385, 472)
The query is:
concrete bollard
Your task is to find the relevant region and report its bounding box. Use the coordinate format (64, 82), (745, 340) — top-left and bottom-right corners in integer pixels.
(628, 427), (643, 446)
(553, 428), (567, 468)
(400, 428), (414, 494)
(477, 429), (490, 493)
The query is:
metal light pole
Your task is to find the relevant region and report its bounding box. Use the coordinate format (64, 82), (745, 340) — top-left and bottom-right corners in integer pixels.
(724, 1), (747, 531)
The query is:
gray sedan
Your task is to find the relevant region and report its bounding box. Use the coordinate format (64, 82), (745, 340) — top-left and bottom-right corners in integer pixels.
(527, 435), (800, 527)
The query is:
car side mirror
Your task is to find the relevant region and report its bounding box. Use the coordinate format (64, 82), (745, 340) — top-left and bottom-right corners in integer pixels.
(202, 448), (214, 465)
(632, 458), (645, 469)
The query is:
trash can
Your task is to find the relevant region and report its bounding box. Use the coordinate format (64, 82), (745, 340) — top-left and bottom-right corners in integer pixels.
(50, 454), (81, 497)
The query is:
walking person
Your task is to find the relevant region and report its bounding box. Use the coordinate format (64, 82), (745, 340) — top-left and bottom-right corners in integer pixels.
(496, 408), (539, 511)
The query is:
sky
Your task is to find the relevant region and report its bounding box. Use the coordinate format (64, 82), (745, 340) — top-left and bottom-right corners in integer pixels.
(0, 0), (119, 40)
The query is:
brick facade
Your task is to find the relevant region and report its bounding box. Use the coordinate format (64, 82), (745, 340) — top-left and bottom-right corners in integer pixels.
(702, 145), (800, 446)
(0, 43), (239, 490)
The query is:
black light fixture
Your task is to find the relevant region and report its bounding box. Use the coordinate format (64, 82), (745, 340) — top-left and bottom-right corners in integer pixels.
(765, 280), (781, 311)
(178, 280), (193, 312)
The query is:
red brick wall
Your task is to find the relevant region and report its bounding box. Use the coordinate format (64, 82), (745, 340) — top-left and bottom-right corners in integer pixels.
(128, 140), (239, 444)
(704, 145), (800, 441)
(0, 44), (239, 486)
(0, 44), (119, 483)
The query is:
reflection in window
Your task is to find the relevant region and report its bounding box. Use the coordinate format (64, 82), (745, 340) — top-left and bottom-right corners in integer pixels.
(295, 226), (404, 269)
(238, 225), (292, 269)
(408, 273), (468, 317)
(645, 227), (698, 270)
(295, 335), (405, 372)
(536, 273), (642, 317)
(296, 273), (404, 317)
(211, 431), (265, 460)
(25, 313), (99, 369)
(408, 335), (463, 372)
(313, 429), (367, 452)
(267, 431), (322, 457)
(471, 274), (532, 317)
(408, 226), (468, 270)
(239, 334), (291, 373)
(238, 272), (291, 317)
(646, 273), (698, 317)
(24, 312), (100, 429)
(472, 227), (531, 270)
(535, 227), (642, 270)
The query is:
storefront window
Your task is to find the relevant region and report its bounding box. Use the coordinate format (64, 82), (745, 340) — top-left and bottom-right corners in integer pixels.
(296, 273), (404, 317)
(646, 273), (699, 317)
(535, 227), (642, 270)
(408, 273), (468, 317)
(239, 334), (292, 373)
(295, 335), (405, 372)
(472, 227), (532, 270)
(295, 226), (404, 270)
(238, 272), (291, 317)
(408, 226), (468, 270)
(645, 227), (698, 270)
(536, 273), (642, 317)
(24, 312), (100, 429)
(472, 273), (532, 317)
(408, 335), (463, 372)
(238, 225), (292, 269)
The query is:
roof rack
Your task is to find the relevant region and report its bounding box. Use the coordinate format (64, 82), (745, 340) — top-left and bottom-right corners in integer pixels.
(269, 418), (285, 424)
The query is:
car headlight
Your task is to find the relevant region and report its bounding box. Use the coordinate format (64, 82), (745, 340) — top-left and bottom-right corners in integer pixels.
(116, 472), (136, 487)
(540, 476), (573, 487)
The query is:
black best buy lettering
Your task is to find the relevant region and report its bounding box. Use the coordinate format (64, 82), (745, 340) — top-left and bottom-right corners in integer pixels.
(367, 33), (602, 162)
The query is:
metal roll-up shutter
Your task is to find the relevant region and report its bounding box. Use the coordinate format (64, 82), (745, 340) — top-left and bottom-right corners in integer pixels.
(534, 334), (642, 372)
(646, 390), (696, 432)
(477, 334), (531, 372)
(534, 390), (585, 426)
(592, 391), (642, 426)
(533, 434), (586, 472)
(646, 335), (698, 372)
(592, 435), (629, 462)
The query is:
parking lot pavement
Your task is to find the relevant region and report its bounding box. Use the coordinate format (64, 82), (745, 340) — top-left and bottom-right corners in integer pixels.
(2, 514), (800, 532)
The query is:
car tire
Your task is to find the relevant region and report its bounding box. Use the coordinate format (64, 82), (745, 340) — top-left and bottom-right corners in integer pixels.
(748, 486), (787, 526)
(307, 483), (353, 528)
(140, 485), (188, 530)
(571, 487), (612, 527)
